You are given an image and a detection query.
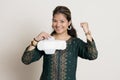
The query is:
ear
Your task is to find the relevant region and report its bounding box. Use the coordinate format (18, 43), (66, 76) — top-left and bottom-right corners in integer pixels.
(68, 20), (72, 26)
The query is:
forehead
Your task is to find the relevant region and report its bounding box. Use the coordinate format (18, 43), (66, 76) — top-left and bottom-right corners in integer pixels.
(53, 13), (67, 20)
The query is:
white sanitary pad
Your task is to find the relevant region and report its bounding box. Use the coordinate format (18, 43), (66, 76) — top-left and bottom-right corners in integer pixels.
(37, 37), (66, 54)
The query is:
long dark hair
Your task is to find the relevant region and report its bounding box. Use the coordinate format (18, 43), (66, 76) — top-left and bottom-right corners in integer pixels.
(51, 6), (77, 38)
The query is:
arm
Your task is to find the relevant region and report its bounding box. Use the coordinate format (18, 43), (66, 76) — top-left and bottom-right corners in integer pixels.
(78, 22), (98, 60)
(22, 46), (44, 65)
(78, 39), (98, 60)
(21, 32), (51, 65)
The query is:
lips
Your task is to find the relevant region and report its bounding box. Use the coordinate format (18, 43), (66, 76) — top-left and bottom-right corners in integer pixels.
(55, 27), (63, 31)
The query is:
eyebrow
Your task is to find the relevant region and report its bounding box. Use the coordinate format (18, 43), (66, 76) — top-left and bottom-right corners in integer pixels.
(52, 18), (66, 21)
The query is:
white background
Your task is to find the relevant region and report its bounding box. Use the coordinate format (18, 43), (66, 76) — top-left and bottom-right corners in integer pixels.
(0, 0), (120, 80)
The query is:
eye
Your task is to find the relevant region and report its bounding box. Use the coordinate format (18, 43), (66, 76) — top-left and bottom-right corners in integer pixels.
(60, 20), (64, 23)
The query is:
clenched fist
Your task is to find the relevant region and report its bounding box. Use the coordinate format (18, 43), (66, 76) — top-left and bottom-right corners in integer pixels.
(80, 22), (90, 34)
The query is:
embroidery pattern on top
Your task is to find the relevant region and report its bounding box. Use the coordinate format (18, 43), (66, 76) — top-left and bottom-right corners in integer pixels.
(50, 50), (67, 80)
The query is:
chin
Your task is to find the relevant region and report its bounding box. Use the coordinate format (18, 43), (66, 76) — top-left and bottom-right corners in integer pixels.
(56, 32), (62, 34)
(55, 30), (63, 34)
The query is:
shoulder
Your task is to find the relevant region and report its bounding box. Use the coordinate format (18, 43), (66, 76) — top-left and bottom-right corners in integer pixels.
(71, 37), (83, 42)
(68, 37), (85, 45)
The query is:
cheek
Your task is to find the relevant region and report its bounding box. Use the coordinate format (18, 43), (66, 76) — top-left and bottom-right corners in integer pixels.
(52, 22), (57, 27)
(52, 23), (55, 29)
(52, 23), (54, 28)
(64, 24), (69, 28)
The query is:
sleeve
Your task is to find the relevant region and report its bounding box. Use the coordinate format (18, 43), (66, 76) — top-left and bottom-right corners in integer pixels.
(78, 39), (98, 60)
(21, 46), (44, 65)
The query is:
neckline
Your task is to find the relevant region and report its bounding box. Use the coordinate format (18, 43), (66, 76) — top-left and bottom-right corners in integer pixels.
(52, 35), (72, 41)
(66, 37), (73, 43)
(51, 35), (73, 44)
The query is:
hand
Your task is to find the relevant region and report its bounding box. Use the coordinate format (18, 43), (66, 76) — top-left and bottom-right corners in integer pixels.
(34, 32), (51, 41)
(80, 22), (90, 33)
(80, 22), (93, 41)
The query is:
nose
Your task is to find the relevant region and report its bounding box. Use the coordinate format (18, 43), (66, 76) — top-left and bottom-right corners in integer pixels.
(56, 22), (61, 27)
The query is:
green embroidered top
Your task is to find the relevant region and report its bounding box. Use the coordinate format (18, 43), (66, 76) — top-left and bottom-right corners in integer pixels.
(22, 37), (98, 80)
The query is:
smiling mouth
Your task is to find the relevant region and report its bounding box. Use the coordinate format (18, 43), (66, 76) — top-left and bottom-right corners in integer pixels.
(55, 27), (62, 30)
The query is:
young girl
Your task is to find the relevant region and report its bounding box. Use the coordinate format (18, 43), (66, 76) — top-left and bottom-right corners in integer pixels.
(22, 6), (98, 80)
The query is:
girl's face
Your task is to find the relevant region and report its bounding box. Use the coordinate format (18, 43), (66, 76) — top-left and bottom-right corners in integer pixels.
(52, 13), (71, 35)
